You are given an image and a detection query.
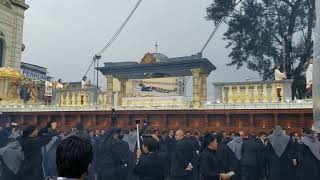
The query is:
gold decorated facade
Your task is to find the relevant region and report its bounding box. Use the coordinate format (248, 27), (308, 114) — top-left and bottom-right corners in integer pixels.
(0, 67), (23, 105)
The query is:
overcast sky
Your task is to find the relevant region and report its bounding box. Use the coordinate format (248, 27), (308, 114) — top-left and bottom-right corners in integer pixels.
(22, 0), (258, 95)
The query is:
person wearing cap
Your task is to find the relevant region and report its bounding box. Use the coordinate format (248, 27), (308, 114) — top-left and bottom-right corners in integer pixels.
(297, 128), (320, 180)
(18, 122), (58, 180)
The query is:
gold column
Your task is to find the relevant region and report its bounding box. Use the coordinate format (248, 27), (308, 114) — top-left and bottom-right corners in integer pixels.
(65, 92), (70, 107)
(71, 92), (76, 106)
(280, 83), (285, 102)
(236, 85), (242, 103)
(262, 84), (269, 103)
(271, 84), (278, 103)
(83, 94), (88, 106)
(200, 73), (208, 102)
(76, 92), (82, 106)
(228, 85), (234, 104)
(221, 87), (226, 103)
(106, 75), (114, 107)
(244, 85), (251, 103)
(192, 68), (201, 108)
(118, 79), (127, 106)
(253, 85), (260, 103)
(60, 92), (65, 106)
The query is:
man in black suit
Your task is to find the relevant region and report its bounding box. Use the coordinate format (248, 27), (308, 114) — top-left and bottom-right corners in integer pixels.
(256, 132), (267, 180)
(134, 136), (166, 180)
(170, 130), (195, 180)
(240, 134), (260, 180)
(162, 129), (175, 180)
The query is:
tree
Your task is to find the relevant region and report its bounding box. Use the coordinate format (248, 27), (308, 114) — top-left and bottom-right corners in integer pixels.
(206, 0), (315, 98)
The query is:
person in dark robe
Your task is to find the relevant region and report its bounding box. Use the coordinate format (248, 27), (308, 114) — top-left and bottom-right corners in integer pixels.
(256, 132), (267, 180)
(264, 126), (297, 180)
(42, 120), (61, 177)
(134, 136), (166, 180)
(0, 125), (9, 148)
(68, 123), (91, 144)
(297, 128), (320, 180)
(223, 132), (244, 180)
(161, 129), (175, 180)
(190, 132), (202, 180)
(170, 130), (196, 180)
(0, 139), (24, 180)
(199, 134), (229, 180)
(95, 127), (127, 180)
(116, 130), (132, 180)
(18, 124), (58, 180)
(240, 134), (260, 180)
(221, 131), (232, 144)
(0, 122), (11, 148)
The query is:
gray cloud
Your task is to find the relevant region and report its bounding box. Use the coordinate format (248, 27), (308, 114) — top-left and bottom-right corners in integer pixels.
(22, 0), (258, 98)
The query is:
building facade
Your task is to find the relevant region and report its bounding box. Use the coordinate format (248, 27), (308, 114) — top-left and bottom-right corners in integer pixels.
(0, 0), (28, 69)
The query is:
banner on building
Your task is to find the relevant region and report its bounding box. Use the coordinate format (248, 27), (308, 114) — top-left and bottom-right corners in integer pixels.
(21, 68), (48, 81)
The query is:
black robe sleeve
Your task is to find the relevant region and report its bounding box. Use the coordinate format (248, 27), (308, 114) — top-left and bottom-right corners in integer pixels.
(199, 150), (220, 180)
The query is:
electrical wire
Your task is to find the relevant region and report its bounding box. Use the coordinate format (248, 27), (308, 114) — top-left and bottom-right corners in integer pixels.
(83, 0), (143, 78)
(200, 0), (242, 54)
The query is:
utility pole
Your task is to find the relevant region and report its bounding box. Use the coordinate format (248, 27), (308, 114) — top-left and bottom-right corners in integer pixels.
(313, 0), (320, 132)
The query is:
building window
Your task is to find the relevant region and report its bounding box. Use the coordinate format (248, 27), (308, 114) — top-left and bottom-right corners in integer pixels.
(0, 38), (4, 67)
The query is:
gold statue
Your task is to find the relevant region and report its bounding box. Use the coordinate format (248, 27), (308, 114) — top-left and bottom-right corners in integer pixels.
(141, 53), (157, 64)
(28, 84), (38, 103)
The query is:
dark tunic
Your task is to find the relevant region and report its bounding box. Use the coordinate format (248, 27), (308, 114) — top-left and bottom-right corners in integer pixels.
(116, 140), (131, 180)
(18, 133), (56, 180)
(255, 139), (267, 178)
(297, 143), (320, 180)
(0, 127), (10, 148)
(224, 146), (241, 180)
(264, 140), (297, 180)
(134, 152), (166, 180)
(189, 137), (201, 180)
(161, 135), (175, 178)
(199, 148), (224, 180)
(170, 138), (195, 180)
(240, 138), (260, 180)
(96, 132), (129, 180)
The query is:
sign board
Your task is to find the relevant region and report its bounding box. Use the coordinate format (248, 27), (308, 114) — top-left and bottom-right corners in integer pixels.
(21, 68), (48, 81)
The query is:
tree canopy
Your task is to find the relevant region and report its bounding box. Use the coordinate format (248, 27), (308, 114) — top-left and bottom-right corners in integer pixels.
(206, 0), (315, 97)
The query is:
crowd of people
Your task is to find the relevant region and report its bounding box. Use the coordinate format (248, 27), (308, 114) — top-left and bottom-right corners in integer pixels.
(1, 112), (320, 180)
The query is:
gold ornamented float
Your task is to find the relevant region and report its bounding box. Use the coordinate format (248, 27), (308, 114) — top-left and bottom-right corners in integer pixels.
(0, 67), (24, 105)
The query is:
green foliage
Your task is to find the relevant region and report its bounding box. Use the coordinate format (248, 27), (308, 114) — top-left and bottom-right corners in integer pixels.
(206, 0), (315, 85)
